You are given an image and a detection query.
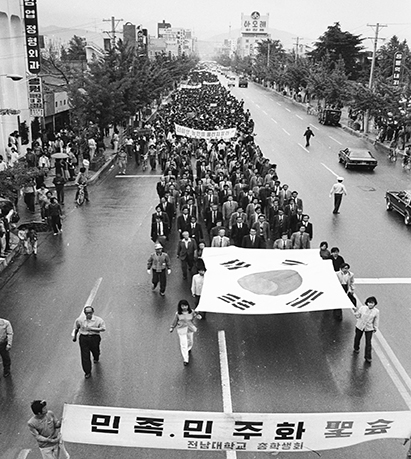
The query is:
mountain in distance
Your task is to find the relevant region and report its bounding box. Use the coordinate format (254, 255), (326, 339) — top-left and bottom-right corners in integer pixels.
(40, 25), (105, 47)
(203, 27), (315, 51)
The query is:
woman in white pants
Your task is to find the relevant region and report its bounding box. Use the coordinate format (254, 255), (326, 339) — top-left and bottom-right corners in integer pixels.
(170, 299), (201, 366)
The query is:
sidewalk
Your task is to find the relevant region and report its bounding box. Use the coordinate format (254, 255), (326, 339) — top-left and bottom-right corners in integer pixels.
(0, 139), (118, 276)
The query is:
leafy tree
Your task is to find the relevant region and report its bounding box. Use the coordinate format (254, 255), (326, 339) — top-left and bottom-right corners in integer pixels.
(309, 22), (366, 80)
(375, 35), (411, 81)
(62, 35), (87, 61)
(307, 55), (349, 105)
(0, 162), (40, 201)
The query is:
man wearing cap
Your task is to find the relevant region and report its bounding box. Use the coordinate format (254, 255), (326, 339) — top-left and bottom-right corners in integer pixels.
(0, 317), (13, 377)
(147, 243), (171, 296)
(28, 400), (70, 458)
(72, 306), (106, 379)
(329, 177), (347, 214)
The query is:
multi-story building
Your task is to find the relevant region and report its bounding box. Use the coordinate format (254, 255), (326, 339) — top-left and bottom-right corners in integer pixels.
(0, 0), (31, 155)
(237, 11), (270, 58)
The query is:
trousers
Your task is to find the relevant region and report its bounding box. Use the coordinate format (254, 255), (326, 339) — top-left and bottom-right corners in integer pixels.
(333, 194), (343, 213)
(354, 327), (373, 360)
(79, 334), (101, 375)
(0, 341), (11, 374)
(152, 270), (167, 293)
(177, 328), (194, 363)
(39, 441), (70, 459)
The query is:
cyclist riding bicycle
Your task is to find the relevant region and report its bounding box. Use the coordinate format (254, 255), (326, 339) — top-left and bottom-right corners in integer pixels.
(403, 146), (411, 169)
(74, 167), (89, 202)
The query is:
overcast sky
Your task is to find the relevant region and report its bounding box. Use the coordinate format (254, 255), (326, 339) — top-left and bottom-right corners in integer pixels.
(37, 0), (411, 46)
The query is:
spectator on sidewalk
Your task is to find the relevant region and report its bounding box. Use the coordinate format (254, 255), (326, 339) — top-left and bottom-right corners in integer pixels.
(52, 174), (66, 205)
(47, 197), (63, 235)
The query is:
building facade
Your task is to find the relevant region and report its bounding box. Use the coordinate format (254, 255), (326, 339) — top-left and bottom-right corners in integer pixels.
(0, 0), (31, 156)
(237, 11), (270, 58)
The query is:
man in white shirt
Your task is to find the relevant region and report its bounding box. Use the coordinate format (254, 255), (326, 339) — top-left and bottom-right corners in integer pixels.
(329, 177), (347, 214)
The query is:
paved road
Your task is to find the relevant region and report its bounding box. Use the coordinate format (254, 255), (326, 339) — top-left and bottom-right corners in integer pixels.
(1, 83), (411, 459)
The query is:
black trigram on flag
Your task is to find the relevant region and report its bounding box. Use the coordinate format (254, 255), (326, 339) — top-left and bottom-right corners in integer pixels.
(220, 259), (251, 270)
(287, 289), (324, 308)
(217, 293), (256, 310)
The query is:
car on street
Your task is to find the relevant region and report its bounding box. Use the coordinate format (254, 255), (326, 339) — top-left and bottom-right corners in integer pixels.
(318, 108), (341, 126)
(238, 77), (248, 88)
(338, 147), (378, 170)
(385, 190), (411, 225)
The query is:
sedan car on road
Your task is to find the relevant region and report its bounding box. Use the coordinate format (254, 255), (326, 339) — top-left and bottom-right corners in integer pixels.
(338, 147), (378, 170)
(385, 190), (411, 225)
(238, 77), (248, 88)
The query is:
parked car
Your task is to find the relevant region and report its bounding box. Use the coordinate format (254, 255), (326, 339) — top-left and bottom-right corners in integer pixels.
(238, 77), (248, 88)
(338, 148), (378, 170)
(318, 108), (341, 126)
(385, 190), (411, 225)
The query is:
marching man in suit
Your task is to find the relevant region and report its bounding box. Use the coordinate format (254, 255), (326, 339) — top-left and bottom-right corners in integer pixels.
(242, 228), (265, 249)
(211, 228), (230, 248)
(290, 225), (311, 249)
(231, 216), (249, 247)
(177, 231), (198, 279)
(273, 232), (293, 249)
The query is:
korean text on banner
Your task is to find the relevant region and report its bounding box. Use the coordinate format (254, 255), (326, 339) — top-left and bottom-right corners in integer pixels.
(61, 404), (411, 453)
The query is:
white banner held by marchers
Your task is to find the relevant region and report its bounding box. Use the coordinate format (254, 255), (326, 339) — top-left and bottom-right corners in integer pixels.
(61, 404), (411, 453)
(174, 123), (236, 140)
(198, 248), (354, 315)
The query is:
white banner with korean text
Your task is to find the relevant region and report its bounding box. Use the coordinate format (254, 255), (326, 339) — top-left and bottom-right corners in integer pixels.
(175, 123), (237, 140)
(199, 248), (354, 315)
(61, 404), (411, 452)
(178, 84), (202, 90)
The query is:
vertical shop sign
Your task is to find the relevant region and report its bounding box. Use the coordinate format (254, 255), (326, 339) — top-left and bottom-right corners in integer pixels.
(23, 0), (41, 74)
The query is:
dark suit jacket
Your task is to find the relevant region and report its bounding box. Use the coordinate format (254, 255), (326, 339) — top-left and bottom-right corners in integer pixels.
(272, 215), (290, 240)
(205, 209), (223, 232)
(242, 235), (265, 249)
(289, 214), (304, 233)
(301, 222), (313, 240)
(177, 239), (197, 260)
(151, 211), (170, 230)
(231, 223), (249, 247)
(177, 214), (191, 235)
(188, 223), (203, 245)
(151, 220), (170, 242)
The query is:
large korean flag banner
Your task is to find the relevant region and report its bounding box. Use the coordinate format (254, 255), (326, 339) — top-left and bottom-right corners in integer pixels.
(199, 248), (353, 315)
(62, 404), (411, 452)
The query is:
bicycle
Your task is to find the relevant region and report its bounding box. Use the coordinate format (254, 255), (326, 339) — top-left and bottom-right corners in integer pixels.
(76, 184), (85, 206)
(402, 155), (411, 171)
(387, 148), (398, 162)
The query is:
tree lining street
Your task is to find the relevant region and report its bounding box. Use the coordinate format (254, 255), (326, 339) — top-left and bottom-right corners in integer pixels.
(1, 81), (411, 459)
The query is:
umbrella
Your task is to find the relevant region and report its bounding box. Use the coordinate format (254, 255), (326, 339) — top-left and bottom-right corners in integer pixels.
(18, 221), (50, 232)
(51, 152), (68, 159)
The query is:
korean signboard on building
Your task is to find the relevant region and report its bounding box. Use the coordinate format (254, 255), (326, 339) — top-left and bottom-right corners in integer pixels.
(241, 11), (269, 34)
(62, 404), (411, 453)
(23, 0), (41, 74)
(393, 52), (403, 86)
(28, 77), (43, 117)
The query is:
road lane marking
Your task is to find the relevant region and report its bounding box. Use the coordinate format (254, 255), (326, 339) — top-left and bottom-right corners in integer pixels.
(85, 277), (103, 308)
(329, 135), (342, 145)
(16, 450), (31, 459)
(115, 175), (163, 178)
(296, 114), (303, 120)
(255, 103), (260, 108)
(285, 107), (291, 112)
(271, 118), (278, 124)
(356, 278), (411, 284)
(353, 298), (411, 409)
(276, 102), (282, 106)
(262, 110), (268, 115)
(282, 128), (291, 136)
(310, 123), (320, 131)
(218, 330), (237, 459)
(321, 163), (339, 177)
(298, 143), (309, 153)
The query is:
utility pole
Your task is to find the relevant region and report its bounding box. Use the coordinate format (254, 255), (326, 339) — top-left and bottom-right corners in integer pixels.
(267, 39), (270, 68)
(364, 23), (387, 133)
(103, 16), (124, 48)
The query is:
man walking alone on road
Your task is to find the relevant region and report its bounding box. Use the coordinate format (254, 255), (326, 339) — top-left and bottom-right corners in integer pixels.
(303, 127), (315, 147)
(329, 177), (347, 214)
(72, 306), (106, 379)
(147, 243), (171, 296)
